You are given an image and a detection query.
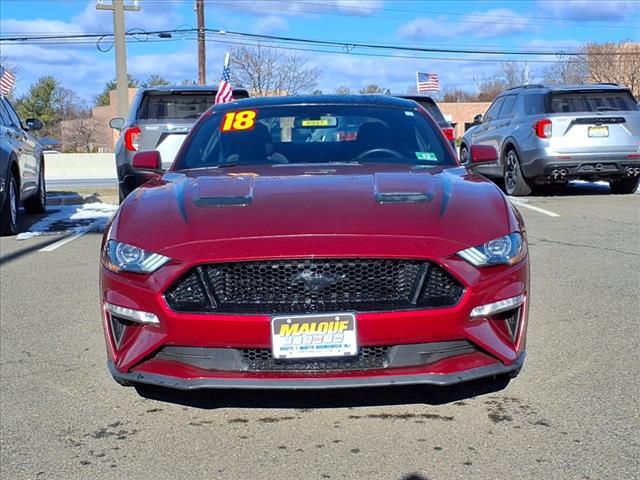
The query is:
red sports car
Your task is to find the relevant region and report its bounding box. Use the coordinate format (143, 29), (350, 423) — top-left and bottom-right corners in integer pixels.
(101, 95), (529, 391)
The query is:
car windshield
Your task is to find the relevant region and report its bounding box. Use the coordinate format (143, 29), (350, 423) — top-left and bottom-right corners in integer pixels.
(175, 104), (455, 170)
(549, 90), (637, 113)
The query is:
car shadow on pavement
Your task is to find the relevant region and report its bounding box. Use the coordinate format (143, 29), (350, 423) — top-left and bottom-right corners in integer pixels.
(133, 375), (512, 410)
(530, 182), (612, 197)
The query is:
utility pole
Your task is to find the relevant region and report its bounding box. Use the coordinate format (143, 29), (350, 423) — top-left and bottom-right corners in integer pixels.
(196, 0), (206, 85)
(96, 0), (140, 119)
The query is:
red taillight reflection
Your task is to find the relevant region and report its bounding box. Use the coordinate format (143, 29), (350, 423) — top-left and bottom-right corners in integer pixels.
(442, 127), (455, 141)
(534, 119), (552, 139)
(124, 126), (141, 151)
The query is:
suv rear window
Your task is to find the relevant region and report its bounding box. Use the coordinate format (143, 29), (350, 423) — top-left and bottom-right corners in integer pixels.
(399, 97), (447, 124)
(550, 90), (637, 113)
(137, 92), (248, 121)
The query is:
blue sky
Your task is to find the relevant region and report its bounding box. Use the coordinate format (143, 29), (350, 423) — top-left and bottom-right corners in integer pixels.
(1, 0), (639, 102)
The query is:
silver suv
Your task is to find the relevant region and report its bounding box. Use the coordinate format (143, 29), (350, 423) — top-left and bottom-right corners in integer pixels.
(110, 86), (249, 201)
(460, 84), (640, 195)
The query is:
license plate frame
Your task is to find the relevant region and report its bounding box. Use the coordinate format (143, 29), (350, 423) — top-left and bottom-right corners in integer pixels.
(271, 313), (357, 360)
(588, 126), (609, 138)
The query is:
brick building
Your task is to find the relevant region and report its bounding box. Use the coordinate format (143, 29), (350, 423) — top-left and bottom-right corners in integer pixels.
(438, 102), (491, 139)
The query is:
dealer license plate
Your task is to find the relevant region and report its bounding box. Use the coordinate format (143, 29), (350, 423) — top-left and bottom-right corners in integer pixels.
(588, 126), (609, 138)
(271, 313), (357, 359)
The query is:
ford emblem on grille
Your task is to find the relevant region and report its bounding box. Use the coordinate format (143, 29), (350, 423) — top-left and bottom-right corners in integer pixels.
(292, 271), (346, 293)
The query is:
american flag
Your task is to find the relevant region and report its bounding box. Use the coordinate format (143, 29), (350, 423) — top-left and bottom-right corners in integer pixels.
(416, 72), (440, 93)
(0, 65), (17, 96)
(215, 53), (233, 104)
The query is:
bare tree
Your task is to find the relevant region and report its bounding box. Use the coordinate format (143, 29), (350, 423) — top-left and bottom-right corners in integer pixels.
(474, 61), (531, 102)
(229, 46), (320, 95)
(63, 118), (99, 153)
(442, 89), (478, 102)
(335, 85), (351, 95)
(359, 84), (386, 94)
(582, 41), (640, 97)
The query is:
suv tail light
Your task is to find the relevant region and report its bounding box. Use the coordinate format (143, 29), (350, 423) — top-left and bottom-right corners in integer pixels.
(124, 126), (141, 151)
(534, 119), (552, 139)
(442, 127), (455, 142)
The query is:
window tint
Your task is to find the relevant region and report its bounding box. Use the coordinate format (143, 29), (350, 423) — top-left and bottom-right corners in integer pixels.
(176, 105), (455, 170)
(410, 99), (447, 124)
(0, 101), (11, 127)
(3, 100), (22, 129)
(550, 90), (637, 113)
(484, 98), (504, 122)
(523, 93), (547, 115)
(498, 95), (517, 119)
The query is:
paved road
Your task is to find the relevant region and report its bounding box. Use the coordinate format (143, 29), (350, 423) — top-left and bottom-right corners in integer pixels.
(1, 185), (638, 480)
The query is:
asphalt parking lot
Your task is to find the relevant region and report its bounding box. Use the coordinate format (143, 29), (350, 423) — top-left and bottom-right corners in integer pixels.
(1, 184), (638, 480)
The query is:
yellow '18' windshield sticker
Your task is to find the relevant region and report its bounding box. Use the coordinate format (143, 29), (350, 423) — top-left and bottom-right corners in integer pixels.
(220, 110), (257, 132)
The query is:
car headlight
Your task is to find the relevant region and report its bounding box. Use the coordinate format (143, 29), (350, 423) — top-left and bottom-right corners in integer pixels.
(103, 240), (171, 274)
(457, 232), (526, 267)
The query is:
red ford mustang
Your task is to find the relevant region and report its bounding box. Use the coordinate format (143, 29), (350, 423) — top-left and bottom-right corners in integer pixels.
(101, 95), (529, 391)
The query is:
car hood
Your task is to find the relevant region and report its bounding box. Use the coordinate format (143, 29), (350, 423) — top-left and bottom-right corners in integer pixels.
(111, 164), (514, 260)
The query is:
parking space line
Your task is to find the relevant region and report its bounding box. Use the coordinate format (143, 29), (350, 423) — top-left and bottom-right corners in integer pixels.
(508, 198), (560, 217)
(38, 220), (101, 252)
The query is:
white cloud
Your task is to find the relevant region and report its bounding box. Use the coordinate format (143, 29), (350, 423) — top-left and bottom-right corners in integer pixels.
(211, 0), (383, 17)
(398, 9), (532, 40)
(72, 0), (184, 33)
(536, 1), (640, 21)
(254, 16), (289, 34)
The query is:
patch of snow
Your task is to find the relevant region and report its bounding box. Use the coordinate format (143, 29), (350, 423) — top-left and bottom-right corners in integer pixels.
(16, 203), (118, 241)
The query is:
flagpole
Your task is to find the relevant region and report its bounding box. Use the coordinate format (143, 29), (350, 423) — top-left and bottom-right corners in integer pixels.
(224, 51), (230, 69)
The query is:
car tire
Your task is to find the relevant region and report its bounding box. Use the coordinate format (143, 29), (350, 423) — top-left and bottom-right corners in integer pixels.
(503, 149), (532, 196)
(459, 145), (469, 164)
(24, 163), (46, 214)
(0, 175), (19, 236)
(609, 177), (640, 194)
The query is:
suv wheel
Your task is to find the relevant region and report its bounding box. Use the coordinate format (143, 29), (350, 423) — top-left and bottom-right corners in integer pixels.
(609, 176), (640, 194)
(0, 175), (19, 236)
(504, 150), (532, 196)
(24, 163), (46, 214)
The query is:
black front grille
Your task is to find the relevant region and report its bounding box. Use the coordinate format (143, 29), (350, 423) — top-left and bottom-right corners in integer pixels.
(241, 347), (390, 371)
(165, 259), (464, 314)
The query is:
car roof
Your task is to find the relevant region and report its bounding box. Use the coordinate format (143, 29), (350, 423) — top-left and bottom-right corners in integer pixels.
(212, 94), (419, 111)
(140, 85), (249, 94)
(505, 83), (630, 94)
(392, 94), (437, 102)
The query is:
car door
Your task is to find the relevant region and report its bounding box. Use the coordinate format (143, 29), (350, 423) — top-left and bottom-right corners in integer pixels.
(469, 97), (505, 175)
(1, 99), (38, 196)
(491, 95), (518, 174)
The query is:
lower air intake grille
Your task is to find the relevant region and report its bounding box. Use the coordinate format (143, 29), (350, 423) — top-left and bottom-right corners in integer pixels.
(241, 346), (390, 371)
(165, 259), (464, 314)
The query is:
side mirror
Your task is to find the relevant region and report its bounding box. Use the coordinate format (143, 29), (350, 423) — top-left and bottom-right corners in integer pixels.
(109, 117), (125, 131)
(469, 145), (498, 165)
(132, 150), (162, 172)
(473, 114), (483, 124)
(25, 118), (43, 131)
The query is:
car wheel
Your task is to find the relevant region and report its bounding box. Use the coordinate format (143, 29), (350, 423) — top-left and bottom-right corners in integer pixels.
(24, 163), (46, 214)
(503, 150), (532, 196)
(459, 145), (469, 164)
(0, 175), (19, 236)
(609, 176), (640, 194)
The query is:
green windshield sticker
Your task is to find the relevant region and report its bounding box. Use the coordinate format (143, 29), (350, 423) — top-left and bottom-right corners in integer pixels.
(415, 152), (438, 161)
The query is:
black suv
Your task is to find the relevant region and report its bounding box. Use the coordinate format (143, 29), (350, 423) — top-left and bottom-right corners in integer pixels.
(0, 96), (45, 235)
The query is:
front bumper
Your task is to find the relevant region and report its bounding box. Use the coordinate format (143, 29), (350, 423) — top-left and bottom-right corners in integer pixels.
(101, 245), (529, 390)
(108, 353), (524, 390)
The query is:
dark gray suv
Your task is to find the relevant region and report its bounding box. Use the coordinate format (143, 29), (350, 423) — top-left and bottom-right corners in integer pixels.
(111, 86), (249, 201)
(0, 96), (45, 235)
(460, 84), (640, 195)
